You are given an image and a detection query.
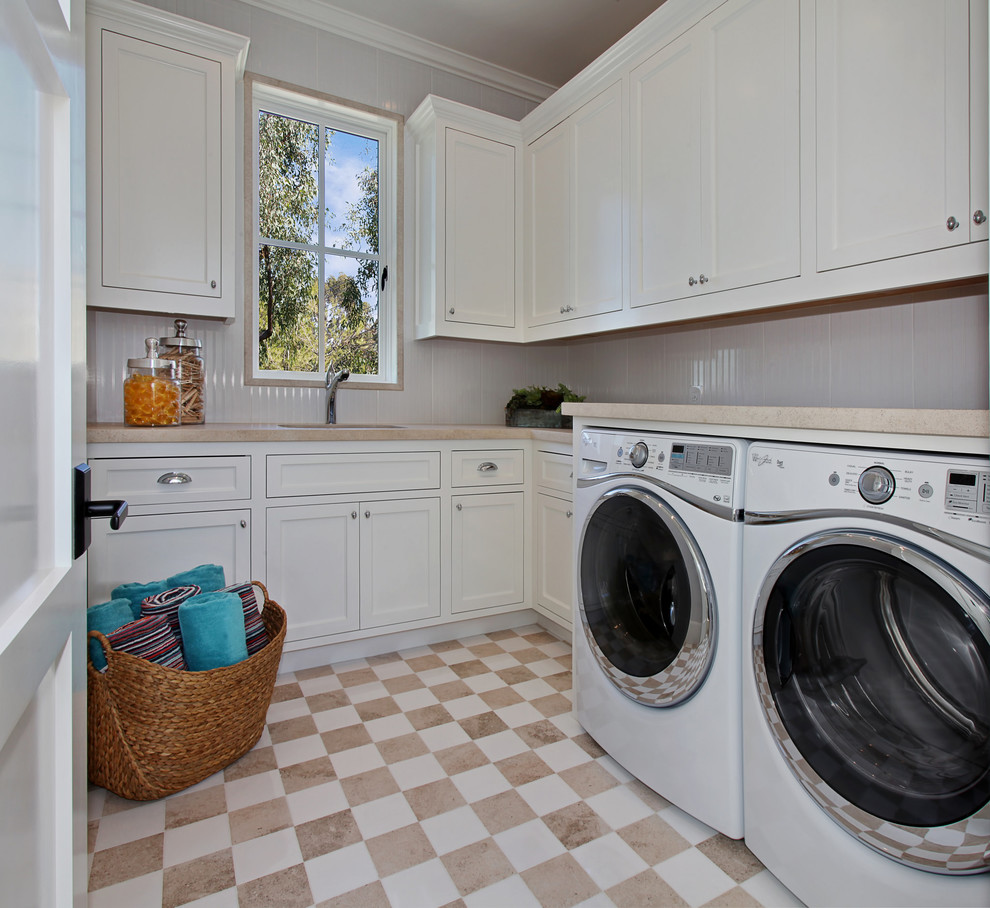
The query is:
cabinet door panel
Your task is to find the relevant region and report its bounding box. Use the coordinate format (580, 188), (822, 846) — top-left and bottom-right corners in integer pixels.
(816, 0), (970, 269)
(101, 31), (221, 297)
(536, 493), (573, 627)
(445, 129), (516, 327)
(527, 121), (572, 324)
(970, 0), (988, 242)
(88, 509), (250, 604)
(707, 0), (800, 290)
(266, 503), (359, 641)
(361, 498), (440, 628)
(573, 82), (624, 317)
(451, 492), (524, 614)
(631, 34), (703, 307)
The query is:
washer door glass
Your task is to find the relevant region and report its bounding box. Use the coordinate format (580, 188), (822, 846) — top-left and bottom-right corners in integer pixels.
(759, 532), (990, 838)
(579, 487), (715, 707)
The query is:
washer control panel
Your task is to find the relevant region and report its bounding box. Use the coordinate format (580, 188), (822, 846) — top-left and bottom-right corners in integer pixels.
(945, 469), (990, 515)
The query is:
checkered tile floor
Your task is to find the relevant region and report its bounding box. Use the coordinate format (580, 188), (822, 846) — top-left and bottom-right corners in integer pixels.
(87, 624), (801, 907)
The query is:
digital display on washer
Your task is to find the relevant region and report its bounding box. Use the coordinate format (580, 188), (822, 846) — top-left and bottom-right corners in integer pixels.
(944, 469), (990, 515)
(668, 443), (733, 476)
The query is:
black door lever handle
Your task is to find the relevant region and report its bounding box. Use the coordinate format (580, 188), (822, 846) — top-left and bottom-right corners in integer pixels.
(73, 464), (128, 559)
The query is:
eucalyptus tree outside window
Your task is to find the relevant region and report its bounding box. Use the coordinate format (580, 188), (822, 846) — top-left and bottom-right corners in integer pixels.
(247, 76), (400, 387)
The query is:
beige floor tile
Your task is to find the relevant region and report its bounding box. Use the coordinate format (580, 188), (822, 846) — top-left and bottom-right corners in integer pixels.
(543, 671), (573, 692)
(280, 756), (338, 795)
(459, 712), (510, 739)
(521, 852), (600, 908)
(608, 869), (691, 907)
(294, 664), (336, 682)
(322, 723), (373, 754)
(698, 834), (766, 883)
(618, 815), (692, 865)
(366, 823), (438, 876)
(434, 741), (490, 775)
(430, 679), (474, 701)
(407, 654), (446, 672)
(238, 863), (313, 908)
(336, 667), (380, 688)
(339, 766), (400, 806)
(558, 761), (621, 799)
(382, 673), (426, 695)
(269, 715), (319, 744)
(165, 784), (228, 830)
(515, 719), (568, 749)
(450, 659), (490, 678)
(407, 703), (456, 729)
(89, 833), (164, 890)
(315, 879), (389, 907)
(495, 665), (537, 685)
(466, 642), (504, 658)
(229, 796), (293, 845)
(495, 751), (554, 787)
(306, 689), (351, 713)
(471, 789), (538, 835)
(405, 777), (468, 821)
(543, 801), (610, 849)
(162, 847), (235, 908)
(272, 681), (304, 702)
(441, 838), (515, 896)
(703, 885), (765, 907)
(296, 809), (362, 861)
(354, 696), (401, 721)
(531, 692), (572, 717)
(377, 731), (430, 764)
(479, 686), (524, 709)
(225, 745), (279, 783)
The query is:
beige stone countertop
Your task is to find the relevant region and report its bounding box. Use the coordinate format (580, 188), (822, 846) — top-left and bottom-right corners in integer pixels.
(563, 404), (989, 439)
(87, 422), (573, 444)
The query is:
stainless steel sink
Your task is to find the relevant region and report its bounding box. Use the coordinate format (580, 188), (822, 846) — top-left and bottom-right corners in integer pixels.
(276, 422), (403, 429)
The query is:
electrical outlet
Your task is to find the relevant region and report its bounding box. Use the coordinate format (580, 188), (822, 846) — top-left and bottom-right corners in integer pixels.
(689, 385), (703, 404)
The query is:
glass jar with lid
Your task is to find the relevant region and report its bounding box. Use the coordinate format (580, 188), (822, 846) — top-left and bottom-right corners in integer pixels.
(123, 338), (180, 426)
(159, 318), (205, 424)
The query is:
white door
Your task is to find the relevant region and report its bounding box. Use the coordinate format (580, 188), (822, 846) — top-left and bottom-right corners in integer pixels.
(0, 0), (88, 904)
(451, 492), (525, 613)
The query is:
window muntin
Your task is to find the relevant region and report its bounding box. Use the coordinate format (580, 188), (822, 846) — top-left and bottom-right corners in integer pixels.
(248, 78), (399, 387)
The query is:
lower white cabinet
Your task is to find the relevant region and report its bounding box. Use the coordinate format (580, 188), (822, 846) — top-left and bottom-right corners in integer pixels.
(451, 492), (524, 613)
(88, 508), (251, 604)
(267, 497), (440, 643)
(535, 493), (574, 627)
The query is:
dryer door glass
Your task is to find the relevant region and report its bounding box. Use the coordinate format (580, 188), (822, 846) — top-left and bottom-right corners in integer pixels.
(760, 535), (990, 830)
(579, 487), (715, 707)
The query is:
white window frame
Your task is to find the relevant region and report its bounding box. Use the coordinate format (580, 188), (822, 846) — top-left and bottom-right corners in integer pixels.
(245, 75), (402, 389)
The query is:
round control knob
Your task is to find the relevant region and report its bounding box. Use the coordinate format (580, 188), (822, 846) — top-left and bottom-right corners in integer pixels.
(918, 482), (934, 500)
(828, 472), (841, 487)
(656, 450), (666, 464)
(858, 466), (895, 504)
(629, 442), (649, 469)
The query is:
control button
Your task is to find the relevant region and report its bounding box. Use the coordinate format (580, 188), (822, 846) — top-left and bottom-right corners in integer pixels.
(858, 466), (896, 504)
(630, 442), (649, 469)
(918, 483), (934, 500)
(656, 451), (666, 463)
(616, 447), (624, 458)
(828, 472), (841, 487)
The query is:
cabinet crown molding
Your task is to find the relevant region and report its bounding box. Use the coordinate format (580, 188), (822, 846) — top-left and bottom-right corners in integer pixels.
(87, 0), (250, 75)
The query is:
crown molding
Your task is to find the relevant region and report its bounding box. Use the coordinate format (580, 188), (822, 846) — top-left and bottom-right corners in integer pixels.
(236, 0), (556, 104)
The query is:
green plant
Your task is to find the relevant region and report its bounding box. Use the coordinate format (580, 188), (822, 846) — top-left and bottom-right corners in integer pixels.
(505, 383), (585, 413)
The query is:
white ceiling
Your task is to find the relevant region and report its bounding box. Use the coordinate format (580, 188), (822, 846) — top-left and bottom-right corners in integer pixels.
(312, 0), (668, 88)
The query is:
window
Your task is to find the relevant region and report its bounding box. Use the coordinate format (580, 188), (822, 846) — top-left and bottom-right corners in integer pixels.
(246, 76), (401, 387)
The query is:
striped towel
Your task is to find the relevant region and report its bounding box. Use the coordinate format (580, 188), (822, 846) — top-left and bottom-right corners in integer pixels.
(140, 585), (201, 641)
(107, 615), (187, 670)
(220, 582), (270, 656)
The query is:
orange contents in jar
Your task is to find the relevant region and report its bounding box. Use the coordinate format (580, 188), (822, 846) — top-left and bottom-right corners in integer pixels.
(123, 374), (180, 426)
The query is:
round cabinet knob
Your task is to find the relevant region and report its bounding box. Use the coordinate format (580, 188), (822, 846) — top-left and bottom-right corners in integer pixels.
(448, 307), (455, 315)
(240, 520), (247, 528)
(698, 274), (708, 285)
(456, 502), (463, 511)
(974, 210), (987, 225)
(566, 510), (573, 518)
(946, 216), (960, 231)
(364, 510), (371, 518)
(858, 465), (895, 504)
(688, 276), (697, 286)
(351, 511), (358, 519)
(629, 441), (649, 469)
(210, 280), (217, 289)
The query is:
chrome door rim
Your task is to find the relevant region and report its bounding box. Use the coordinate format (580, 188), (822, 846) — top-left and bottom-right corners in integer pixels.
(753, 528), (990, 874)
(578, 485), (716, 707)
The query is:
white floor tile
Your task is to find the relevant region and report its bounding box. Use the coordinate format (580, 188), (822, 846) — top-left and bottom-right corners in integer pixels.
(231, 827), (302, 885)
(494, 818), (567, 872)
(450, 763), (512, 803)
(464, 873), (543, 908)
(266, 698), (310, 722)
(571, 832), (649, 890)
(596, 754), (635, 783)
(296, 674), (342, 696)
(223, 769), (286, 812)
(285, 779), (348, 826)
(478, 652), (519, 671)
(515, 773), (581, 815)
(312, 704), (361, 731)
(94, 800), (166, 851)
(463, 672), (506, 694)
(512, 679), (556, 701)
(88, 786), (107, 820)
(305, 841), (379, 902)
(371, 660), (414, 680)
(273, 734), (326, 767)
(381, 857), (461, 908)
(742, 869), (806, 907)
(494, 701), (545, 728)
(88, 871), (163, 908)
(419, 721), (471, 751)
(342, 680), (390, 704)
(329, 742), (385, 778)
(351, 791), (417, 839)
(418, 666), (459, 686)
(656, 848), (735, 906)
(389, 752), (446, 790)
(443, 694), (489, 720)
(538, 738), (593, 773)
(658, 804), (718, 845)
(474, 729), (528, 763)
(393, 687), (441, 711)
(420, 804), (489, 855)
(364, 712), (416, 742)
(181, 888), (240, 908)
(584, 785), (653, 829)
(163, 814), (231, 868)
(549, 712), (585, 737)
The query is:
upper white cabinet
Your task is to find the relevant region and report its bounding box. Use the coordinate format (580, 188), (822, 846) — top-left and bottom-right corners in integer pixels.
(409, 96), (522, 341)
(815, 0), (971, 270)
(526, 81), (624, 326)
(969, 0), (988, 243)
(630, 0), (800, 308)
(86, 0), (248, 320)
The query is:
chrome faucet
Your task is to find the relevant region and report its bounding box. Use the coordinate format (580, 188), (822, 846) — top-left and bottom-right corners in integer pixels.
(325, 364), (350, 424)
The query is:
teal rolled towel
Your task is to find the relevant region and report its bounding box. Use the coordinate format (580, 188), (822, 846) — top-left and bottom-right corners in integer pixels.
(168, 563), (225, 593)
(87, 598), (135, 670)
(178, 591), (248, 671)
(111, 579), (170, 618)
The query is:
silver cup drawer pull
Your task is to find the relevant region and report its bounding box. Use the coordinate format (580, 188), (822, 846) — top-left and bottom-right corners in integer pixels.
(477, 462), (499, 473)
(157, 471), (192, 485)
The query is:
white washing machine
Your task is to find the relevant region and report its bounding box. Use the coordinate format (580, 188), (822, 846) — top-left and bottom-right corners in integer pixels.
(574, 427), (746, 839)
(742, 441), (990, 907)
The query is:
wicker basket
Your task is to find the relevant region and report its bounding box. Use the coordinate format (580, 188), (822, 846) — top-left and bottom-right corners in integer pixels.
(87, 582), (286, 801)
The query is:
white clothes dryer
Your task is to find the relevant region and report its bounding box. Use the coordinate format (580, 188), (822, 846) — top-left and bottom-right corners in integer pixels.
(742, 441), (990, 907)
(574, 428), (746, 838)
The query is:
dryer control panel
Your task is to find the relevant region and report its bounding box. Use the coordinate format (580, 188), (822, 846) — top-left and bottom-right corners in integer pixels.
(945, 469), (990, 515)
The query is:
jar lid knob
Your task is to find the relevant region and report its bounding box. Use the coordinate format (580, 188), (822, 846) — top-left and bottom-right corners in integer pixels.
(173, 318), (187, 337)
(127, 337), (175, 373)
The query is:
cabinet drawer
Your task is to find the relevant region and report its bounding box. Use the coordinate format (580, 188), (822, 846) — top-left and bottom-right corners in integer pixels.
(89, 456), (250, 505)
(267, 452), (440, 498)
(536, 451), (573, 495)
(451, 449), (525, 486)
